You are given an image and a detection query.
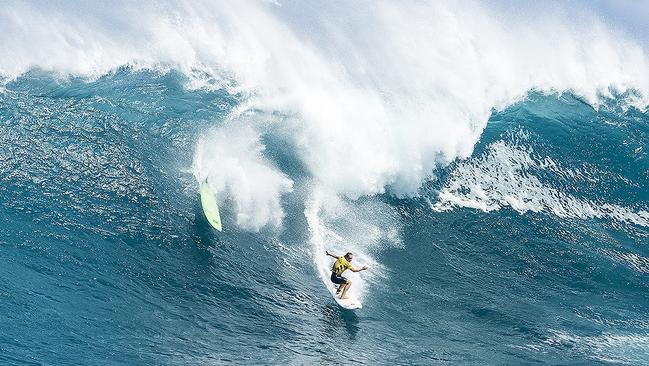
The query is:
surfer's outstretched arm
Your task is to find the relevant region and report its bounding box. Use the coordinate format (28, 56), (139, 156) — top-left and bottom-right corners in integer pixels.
(325, 251), (339, 259)
(351, 266), (368, 272)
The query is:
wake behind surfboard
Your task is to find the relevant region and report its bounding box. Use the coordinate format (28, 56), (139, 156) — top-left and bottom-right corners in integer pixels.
(200, 182), (222, 231)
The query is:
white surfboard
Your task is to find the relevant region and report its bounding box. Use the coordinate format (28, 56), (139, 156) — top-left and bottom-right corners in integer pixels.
(326, 281), (362, 310)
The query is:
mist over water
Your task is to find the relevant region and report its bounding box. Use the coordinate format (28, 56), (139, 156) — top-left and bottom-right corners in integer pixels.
(1, 1), (649, 365)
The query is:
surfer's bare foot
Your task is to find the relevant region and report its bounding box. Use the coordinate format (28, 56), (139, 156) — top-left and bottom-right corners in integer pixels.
(340, 295), (350, 300)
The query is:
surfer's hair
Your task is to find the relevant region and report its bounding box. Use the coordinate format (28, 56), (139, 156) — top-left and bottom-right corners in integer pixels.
(344, 252), (353, 259)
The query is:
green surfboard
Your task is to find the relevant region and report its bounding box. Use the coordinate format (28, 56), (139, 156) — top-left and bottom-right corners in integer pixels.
(200, 182), (222, 231)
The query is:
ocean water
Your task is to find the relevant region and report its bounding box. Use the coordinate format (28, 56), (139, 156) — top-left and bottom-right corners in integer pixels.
(1, 1), (649, 365)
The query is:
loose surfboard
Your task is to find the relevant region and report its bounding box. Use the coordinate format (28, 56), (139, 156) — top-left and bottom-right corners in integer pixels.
(200, 182), (222, 231)
(326, 280), (362, 310)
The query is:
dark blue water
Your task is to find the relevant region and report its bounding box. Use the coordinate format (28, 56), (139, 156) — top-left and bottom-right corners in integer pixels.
(1, 71), (648, 365)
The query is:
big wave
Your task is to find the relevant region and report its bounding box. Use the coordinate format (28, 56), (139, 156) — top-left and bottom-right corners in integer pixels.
(3, 0), (649, 300)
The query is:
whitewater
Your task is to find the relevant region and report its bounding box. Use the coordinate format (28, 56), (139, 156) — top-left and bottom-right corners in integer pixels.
(1, 1), (649, 364)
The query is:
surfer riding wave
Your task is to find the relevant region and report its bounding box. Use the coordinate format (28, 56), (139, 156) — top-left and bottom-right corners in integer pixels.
(325, 251), (368, 299)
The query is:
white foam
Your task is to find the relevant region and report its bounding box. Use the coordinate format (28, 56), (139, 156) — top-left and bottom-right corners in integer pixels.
(192, 125), (293, 231)
(431, 140), (649, 227)
(2, 1), (649, 203)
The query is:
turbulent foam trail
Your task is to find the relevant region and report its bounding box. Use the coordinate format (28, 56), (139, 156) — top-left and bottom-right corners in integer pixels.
(304, 190), (360, 299)
(305, 187), (400, 301)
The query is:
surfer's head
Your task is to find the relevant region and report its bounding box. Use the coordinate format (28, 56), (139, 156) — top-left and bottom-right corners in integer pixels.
(344, 252), (353, 261)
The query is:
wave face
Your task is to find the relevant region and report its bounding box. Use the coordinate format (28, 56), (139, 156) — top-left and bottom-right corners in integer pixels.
(1, 1), (649, 365)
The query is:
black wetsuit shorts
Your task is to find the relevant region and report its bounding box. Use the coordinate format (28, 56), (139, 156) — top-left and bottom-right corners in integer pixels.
(330, 271), (348, 285)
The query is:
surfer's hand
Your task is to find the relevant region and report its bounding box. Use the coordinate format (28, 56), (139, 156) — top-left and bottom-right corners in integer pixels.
(362, 266), (368, 271)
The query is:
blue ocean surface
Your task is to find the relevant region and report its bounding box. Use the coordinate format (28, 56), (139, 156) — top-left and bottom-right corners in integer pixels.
(1, 2), (649, 365)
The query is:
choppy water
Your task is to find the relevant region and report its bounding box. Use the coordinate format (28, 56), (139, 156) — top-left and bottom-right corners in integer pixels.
(1, 1), (649, 365)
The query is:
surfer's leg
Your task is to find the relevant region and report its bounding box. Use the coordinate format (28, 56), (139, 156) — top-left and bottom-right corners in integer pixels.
(340, 279), (352, 299)
(335, 276), (349, 294)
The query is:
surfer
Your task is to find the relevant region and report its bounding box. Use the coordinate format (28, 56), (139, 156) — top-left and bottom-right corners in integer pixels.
(325, 251), (368, 299)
